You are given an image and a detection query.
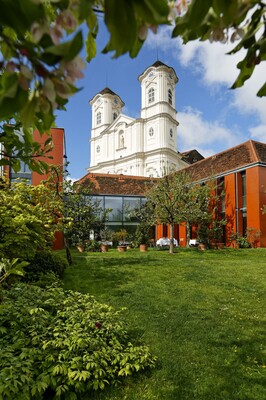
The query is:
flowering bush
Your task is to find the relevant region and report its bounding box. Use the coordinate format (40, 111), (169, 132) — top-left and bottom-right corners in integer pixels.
(0, 284), (156, 399)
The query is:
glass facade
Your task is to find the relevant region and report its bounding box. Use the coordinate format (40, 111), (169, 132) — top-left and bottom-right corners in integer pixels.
(92, 194), (146, 234)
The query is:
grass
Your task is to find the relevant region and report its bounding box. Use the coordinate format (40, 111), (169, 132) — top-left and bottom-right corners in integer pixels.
(62, 248), (266, 400)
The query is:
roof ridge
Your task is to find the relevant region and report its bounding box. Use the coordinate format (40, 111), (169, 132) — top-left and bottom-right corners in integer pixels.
(249, 139), (260, 162)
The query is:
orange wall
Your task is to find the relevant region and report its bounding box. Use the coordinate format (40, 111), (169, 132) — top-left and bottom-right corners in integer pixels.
(32, 128), (65, 250)
(246, 166), (266, 247)
(32, 127), (65, 186)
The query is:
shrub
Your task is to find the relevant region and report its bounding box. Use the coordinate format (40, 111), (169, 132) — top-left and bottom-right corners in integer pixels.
(24, 251), (68, 282)
(0, 284), (156, 399)
(85, 240), (101, 252)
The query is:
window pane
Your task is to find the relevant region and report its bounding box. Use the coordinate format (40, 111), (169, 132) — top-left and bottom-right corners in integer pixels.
(105, 197), (123, 221)
(124, 197), (140, 221)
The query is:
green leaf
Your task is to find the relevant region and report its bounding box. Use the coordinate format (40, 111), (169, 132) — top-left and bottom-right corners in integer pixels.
(104, 0), (137, 57)
(86, 32), (97, 62)
(42, 31), (83, 64)
(132, 0), (169, 25)
(257, 82), (266, 97)
(20, 98), (38, 127)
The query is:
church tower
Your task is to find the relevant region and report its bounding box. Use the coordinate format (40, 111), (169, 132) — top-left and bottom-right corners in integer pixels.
(88, 61), (188, 177)
(137, 61), (181, 176)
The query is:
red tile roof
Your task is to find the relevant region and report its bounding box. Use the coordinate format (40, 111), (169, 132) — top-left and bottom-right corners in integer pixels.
(77, 141), (266, 195)
(182, 140), (266, 181)
(76, 173), (156, 196)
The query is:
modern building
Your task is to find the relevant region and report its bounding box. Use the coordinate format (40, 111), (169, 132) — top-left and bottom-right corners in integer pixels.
(88, 61), (200, 177)
(78, 60), (266, 247)
(78, 140), (266, 248)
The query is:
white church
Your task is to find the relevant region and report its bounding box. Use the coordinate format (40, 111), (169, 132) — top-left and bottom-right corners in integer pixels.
(87, 61), (202, 178)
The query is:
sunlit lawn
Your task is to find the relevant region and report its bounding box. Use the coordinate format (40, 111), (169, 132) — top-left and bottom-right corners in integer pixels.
(62, 247), (266, 400)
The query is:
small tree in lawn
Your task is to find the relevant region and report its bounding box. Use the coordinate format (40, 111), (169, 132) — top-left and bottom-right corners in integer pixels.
(146, 171), (190, 254)
(146, 172), (219, 253)
(180, 180), (217, 247)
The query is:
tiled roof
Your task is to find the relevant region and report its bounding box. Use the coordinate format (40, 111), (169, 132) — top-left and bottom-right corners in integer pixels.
(98, 87), (118, 96)
(180, 149), (204, 164)
(76, 173), (156, 196)
(182, 140), (266, 181)
(152, 60), (171, 69)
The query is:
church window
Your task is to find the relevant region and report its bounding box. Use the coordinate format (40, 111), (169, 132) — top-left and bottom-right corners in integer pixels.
(113, 112), (117, 121)
(170, 128), (173, 138)
(96, 111), (101, 125)
(168, 89), (173, 105)
(149, 127), (154, 137)
(96, 145), (100, 153)
(148, 87), (155, 103)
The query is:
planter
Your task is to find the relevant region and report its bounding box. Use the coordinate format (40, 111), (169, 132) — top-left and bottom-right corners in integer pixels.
(139, 244), (148, 252)
(76, 245), (85, 253)
(117, 245), (127, 253)
(101, 244), (109, 253)
(198, 243), (207, 251)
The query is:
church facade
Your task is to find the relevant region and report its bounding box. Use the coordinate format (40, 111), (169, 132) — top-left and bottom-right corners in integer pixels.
(88, 61), (189, 178)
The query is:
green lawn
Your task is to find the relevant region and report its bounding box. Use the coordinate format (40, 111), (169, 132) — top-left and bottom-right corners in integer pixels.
(62, 248), (266, 400)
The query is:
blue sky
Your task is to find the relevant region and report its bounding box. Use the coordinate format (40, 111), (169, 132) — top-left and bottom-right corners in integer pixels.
(55, 20), (266, 181)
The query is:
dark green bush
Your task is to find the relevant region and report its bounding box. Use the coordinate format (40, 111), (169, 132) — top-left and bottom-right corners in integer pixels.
(0, 284), (156, 399)
(25, 251), (68, 282)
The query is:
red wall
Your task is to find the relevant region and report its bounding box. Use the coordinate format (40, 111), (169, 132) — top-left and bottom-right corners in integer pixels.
(32, 128), (65, 250)
(154, 166), (266, 248)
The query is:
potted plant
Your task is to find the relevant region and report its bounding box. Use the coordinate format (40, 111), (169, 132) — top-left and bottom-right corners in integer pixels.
(113, 229), (129, 252)
(135, 223), (151, 252)
(100, 227), (114, 252)
(196, 223), (210, 250)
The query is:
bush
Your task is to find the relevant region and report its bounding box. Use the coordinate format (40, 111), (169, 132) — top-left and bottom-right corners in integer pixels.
(24, 251), (68, 282)
(85, 240), (101, 252)
(0, 284), (156, 399)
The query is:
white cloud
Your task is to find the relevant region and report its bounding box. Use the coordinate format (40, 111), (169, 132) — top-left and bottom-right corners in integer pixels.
(177, 108), (242, 156)
(249, 124), (266, 142)
(146, 27), (266, 147)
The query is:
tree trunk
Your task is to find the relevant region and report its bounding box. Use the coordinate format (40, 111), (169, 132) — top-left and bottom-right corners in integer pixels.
(64, 236), (72, 265)
(186, 222), (190, 248)
(169, 223), (174, 254)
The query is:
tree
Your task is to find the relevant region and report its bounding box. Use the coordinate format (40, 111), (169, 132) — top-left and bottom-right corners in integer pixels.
(171, 0), (266, 97)
(0, 176), (63, 261)
(1, 1), (264, 172)
(146, 171), (216, 253)
(0, 0), (170, 171)
(145, 172), (187, 254)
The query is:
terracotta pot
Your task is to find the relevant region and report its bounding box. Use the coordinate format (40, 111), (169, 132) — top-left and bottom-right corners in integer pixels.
(101, 244), (109, 253)
(77, 245), (85, 253)
(198, 243), (207, 251)
(139, 244), (148, 252)
(117, 246), (127, 252)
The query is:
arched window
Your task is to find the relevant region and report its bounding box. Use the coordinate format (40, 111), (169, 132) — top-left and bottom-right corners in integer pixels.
(96, 111), (101, 125)
(96, 145), (100, 153)
(113, 112), (117, 121)
(148, 87), (155, 103)
(168, 89), (173, 105)
(149, 127), (154, 137)
(170, 128), (173, 138)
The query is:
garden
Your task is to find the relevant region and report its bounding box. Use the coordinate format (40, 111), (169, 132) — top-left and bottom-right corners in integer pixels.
(1, 174), (266, 399)
(62, 247), (266, 400)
